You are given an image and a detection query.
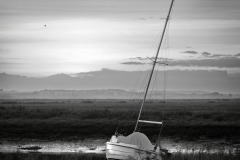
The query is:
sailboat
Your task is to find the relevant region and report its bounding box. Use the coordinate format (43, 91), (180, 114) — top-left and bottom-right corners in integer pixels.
(106, 0), (175, 160)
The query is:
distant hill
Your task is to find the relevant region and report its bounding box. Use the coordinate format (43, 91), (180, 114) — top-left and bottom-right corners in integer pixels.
(0, 69), (240, 94)
(0, 89), (238, 99)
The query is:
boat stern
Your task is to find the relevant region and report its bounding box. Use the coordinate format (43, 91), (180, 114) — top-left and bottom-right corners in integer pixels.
(106, 135), (138, 160)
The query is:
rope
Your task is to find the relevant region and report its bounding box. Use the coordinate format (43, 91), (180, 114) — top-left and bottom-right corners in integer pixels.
(155, 0), (174, 151)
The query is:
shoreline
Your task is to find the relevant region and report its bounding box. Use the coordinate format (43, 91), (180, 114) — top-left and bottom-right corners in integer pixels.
(0, 137), (239, 155)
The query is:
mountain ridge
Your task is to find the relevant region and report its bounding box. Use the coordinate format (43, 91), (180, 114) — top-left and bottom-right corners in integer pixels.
(0, 69), (240, 94)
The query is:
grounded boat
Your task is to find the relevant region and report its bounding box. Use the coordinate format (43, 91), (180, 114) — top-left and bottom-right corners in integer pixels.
(106, 0), (175, 159)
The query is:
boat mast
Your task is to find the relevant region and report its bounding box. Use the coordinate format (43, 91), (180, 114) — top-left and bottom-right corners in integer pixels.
(134, 0), (175, 132)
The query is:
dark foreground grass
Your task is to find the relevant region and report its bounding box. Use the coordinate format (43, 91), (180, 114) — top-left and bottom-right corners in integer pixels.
(0, 153), (106, 160)
(0, 99), (239, 141)
(0, 152), (239, 160)
(170, 152), (240, 160)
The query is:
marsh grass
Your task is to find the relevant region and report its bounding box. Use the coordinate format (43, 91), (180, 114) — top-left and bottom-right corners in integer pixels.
(0, 153), (106, 160)
(0, 99), (239, 140)
(0, 152), (239, 160)
(169, 151), (240, 160)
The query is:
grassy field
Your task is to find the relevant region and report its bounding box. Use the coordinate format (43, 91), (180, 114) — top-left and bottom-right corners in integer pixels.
(0, 152), (239, 160)
(0, 99), (239, 141)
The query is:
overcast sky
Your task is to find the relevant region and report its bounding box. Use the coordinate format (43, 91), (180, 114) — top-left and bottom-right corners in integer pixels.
(0, 0), (240, 76)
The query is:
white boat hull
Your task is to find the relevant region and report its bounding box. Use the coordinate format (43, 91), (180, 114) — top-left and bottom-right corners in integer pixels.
(106, 142), (161, 160)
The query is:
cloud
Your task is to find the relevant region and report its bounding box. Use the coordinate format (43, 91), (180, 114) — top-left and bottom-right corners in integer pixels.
(202, 52), (211, 57)
(129, 57), (147, 60)
(139, 18), (146, 20)
(168, 57), (240, 68)
(127, 53), (240, 68)
(181, 51), (240, 59)
(121, 61), (145, 65)
(0, 48), (10, 53)
(209, 54), (222, 58)
(235, 53), (240, 57)
(0, 62), (23, 65)
(129, 57), (173, 61)
(209, 54), (238, 59)
(182, 51), (198, 54)
(201, 53), (239, 59)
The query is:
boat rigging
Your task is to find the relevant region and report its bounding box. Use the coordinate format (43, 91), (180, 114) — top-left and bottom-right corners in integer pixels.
(106, 0), (175, 159)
